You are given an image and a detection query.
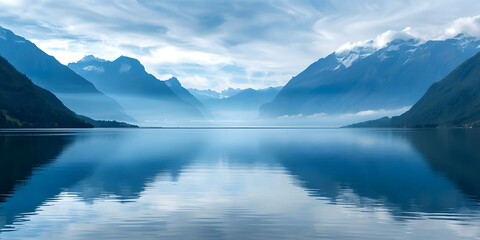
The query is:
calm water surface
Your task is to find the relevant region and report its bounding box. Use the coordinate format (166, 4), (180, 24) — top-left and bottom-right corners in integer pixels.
(0, 128), (479, 239)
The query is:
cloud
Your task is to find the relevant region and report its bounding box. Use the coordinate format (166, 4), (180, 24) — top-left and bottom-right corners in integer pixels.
(336, 27), (419, 53)
(341, 106), (411, 118)
(445, 15), (480, 38)
(146, 46), (232, 65)
(336, 13), (480, 54)
(374, 27), (419, 47)
(276, 106), (411, 127)
(1, 1), (480, 90)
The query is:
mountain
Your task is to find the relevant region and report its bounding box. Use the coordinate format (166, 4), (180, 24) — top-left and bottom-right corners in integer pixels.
(200, 87), (282, 120)
(188, 88), (243, 102)
(0, 56), (91, 128)
(0, 26), (133, 122)
(260, 35), (480, 118)
(68, 56), (204, 123)
(165, 77), (212, 118)
(348, 51), (480, 128)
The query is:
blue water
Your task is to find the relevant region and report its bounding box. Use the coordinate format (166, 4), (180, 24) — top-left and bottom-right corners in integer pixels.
(0, 128), (479, 239)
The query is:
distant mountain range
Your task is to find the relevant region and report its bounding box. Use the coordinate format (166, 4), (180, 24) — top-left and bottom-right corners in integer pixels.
(190, 87), (281, 120)
(68, 56), (205, 123)
(347, 51), (480, 128)
(260, 35), (480, 118)
(0, 26), (132, 122)
(0, 56), (90, 128)
(189, 88), (243, 102)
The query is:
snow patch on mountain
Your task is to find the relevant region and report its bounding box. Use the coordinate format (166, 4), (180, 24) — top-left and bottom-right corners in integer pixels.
(83, 65), (105, 72)
(386, 44), (400, 52)
(0, 30), (6, 40)
(337, 54), (358, 68)
(451, 33), (480, 49)
(120, 63), (131, 73)
(335, 43), (376, 68)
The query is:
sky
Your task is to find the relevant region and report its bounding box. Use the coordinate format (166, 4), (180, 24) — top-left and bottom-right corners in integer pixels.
(1, 0), (480, 91)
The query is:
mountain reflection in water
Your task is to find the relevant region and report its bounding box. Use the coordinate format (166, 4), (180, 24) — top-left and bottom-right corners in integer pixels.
(0, 129), (478, 240)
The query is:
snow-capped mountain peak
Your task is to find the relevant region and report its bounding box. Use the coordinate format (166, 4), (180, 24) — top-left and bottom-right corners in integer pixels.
(334, 41), (377, 68)
(451, 33), (480, 49)
(384, 38), (420, 51)
(79, 55), (106, 63)
(333, 28), (422, 68)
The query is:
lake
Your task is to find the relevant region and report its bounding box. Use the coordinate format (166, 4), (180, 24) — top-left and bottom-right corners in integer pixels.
(0, 128), (479, 239)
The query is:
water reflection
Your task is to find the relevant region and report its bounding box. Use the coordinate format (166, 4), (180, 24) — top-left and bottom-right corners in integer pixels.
(65, 130), (204, 202)
(0, 129), (203, 232)
(0, 133), (74, 228)
(266, 129), (480, 216)
(407, 130), (480, 201)
(0, 134), (72, 201)
(0, 129), (479, 239)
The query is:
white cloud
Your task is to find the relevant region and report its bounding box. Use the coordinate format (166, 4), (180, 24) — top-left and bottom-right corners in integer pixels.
(146, 46), (232, 66)
(374, 27), (418, 48)
(337, 40), (374, 53)
(0, 0), (23, 6)
(445, 15), (480, 38)
(343, 106), (411, 118)
(180, 75), (213, 90)
(337, 27), (420, 53)
(276, 106), (411, 127)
